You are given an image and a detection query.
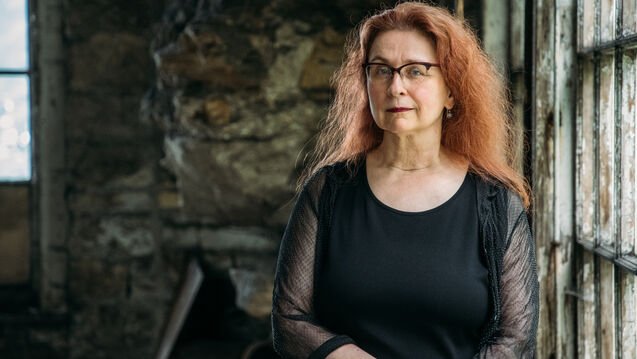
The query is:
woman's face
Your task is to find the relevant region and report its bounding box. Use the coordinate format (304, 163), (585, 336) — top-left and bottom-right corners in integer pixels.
(366, 30), (454, 136)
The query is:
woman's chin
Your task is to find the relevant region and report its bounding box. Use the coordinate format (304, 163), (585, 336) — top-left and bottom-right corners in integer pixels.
(378, 117), (422, 134)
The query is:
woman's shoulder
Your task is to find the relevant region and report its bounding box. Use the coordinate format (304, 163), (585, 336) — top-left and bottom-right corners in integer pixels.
(471, 173), (525, 213)
(471, 172), (506, 198)
(299, 166), (330, 195)
(314, 158), (362, 181)
(300, 160), (346, 188)
(472, 174), (530, 250)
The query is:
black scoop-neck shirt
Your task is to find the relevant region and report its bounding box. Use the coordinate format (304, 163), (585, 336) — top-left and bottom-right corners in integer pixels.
(314, 162), (489, 359)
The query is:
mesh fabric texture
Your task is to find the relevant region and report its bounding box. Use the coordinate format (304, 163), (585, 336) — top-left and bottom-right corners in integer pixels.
(272, 162), (539, 359)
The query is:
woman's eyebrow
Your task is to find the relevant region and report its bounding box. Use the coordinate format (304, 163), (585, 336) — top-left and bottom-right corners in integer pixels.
(368, 56), (430, 64)
(368, 55), (388, 62)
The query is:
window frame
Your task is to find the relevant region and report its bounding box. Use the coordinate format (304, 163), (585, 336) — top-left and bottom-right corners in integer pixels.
(0, 0), (39, 306)
(576, 0), (637, 273)
(0, 0), (34, 184)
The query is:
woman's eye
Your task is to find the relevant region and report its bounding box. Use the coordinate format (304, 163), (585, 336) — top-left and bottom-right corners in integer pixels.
(407, 66), (425, 76)
(378, 67), (391, 75)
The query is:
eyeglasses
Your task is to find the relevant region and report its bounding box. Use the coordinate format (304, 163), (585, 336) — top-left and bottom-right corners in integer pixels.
(362, 61), (441, 86)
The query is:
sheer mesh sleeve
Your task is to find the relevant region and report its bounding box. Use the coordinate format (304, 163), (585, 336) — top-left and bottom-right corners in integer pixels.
(271, 167), (355, 359)
(477, 191), (540, 358)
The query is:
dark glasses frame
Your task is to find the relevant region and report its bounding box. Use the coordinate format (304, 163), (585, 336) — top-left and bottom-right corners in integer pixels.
(362, 61), (441, 77)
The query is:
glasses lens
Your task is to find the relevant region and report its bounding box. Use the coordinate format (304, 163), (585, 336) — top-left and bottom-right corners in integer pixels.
(366, 63), (431, 85)
(401, 64), (429, 82)
(366, 64), (392, 83)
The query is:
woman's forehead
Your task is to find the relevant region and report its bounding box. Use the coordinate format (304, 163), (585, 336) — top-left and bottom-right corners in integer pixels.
(368, 30), (437, 62)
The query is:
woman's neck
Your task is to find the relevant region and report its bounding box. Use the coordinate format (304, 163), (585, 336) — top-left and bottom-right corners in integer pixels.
(369, 130), (448, 173)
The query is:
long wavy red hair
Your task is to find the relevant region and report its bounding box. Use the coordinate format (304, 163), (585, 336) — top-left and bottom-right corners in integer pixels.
(299, 2), (531, 209)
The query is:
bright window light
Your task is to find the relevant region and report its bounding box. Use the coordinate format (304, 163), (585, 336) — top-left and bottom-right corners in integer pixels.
(0, 0), (31, 181)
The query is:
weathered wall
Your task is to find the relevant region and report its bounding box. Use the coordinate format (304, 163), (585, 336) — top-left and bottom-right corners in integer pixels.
(2, 1), (485, 358)
(62, 0), (398, 358)
(0, 186), (29, 284)
(63, 0), (173, 357)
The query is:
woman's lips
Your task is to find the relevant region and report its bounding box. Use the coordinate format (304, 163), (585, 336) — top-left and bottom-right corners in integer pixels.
(387, 107), (412, 113)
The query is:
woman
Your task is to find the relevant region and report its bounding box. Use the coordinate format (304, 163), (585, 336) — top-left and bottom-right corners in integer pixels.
(271, 2), (539, 358)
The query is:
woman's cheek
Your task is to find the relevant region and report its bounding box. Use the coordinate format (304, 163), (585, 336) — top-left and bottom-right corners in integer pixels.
(369, 97), (383, 122)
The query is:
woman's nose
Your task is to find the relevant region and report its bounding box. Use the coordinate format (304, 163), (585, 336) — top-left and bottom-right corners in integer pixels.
(386, 72), (407, 96)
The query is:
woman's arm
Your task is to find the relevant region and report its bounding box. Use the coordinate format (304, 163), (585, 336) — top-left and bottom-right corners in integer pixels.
(272, 168), (364, 359)
(475, 194), (540, 358)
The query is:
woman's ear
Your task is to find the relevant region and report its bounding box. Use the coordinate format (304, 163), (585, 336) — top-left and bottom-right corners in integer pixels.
(445, 91), (455, 110)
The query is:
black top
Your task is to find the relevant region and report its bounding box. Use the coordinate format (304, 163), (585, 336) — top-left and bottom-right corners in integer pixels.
(314, 162), (489, 358)
(271, 159), (539, 359)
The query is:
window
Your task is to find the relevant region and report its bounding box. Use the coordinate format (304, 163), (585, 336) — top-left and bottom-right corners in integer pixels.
(576, 0), (637, 269)
(0, 0), (31, 181)
(0, 0), (32, 287)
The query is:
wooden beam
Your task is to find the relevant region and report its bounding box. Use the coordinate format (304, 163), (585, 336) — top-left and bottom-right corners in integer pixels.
(37, 0), (68, 312)
(455, 0), (464, 19)
(555, 0), (576, 357)
(155, 259), (204, 359)
(533, 0), (556, 356)
(482, 0), (508, 74)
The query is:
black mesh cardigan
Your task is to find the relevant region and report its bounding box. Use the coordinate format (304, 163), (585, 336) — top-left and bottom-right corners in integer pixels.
(271, 161), (539, 359)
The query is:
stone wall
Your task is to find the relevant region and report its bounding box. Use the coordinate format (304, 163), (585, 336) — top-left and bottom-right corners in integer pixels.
(62, 0), (405, 357)
(64, 0), (173, 357)
(0, 0), (480, 358)
(142, 0), (393, 356)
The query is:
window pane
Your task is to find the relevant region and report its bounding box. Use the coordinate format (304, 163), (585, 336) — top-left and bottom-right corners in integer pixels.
(599, 259), (616, 356)
(0, 0), (28, 70)
(623, 0), (637, 36)
(601, 0), (616, 42)
(621, 50), (636, 257)
(599, 55), (615, 251)
(581, 0), (595, 48)
(619, 271), (637, 358)
(577, 58), (595, 245)
(0, 76), (31, 181)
